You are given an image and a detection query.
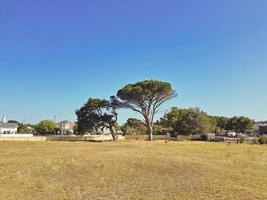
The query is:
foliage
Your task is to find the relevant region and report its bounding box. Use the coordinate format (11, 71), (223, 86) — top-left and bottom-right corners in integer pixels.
(153, 123), (164, 135)
(114, 122), (122, 132)
(239, 136), (245, 144)
(226, 116), (253, 133)
(18, 124), (32, 134)
(36, 120), (56, 135)
(200, 134), (208, 141)
(75, 98), (118, 141)
(72, 123), (78, 135)
(7, 120), (19, 124)
(188, 134), (209, 141)
(121, 118), (147, 135)
(112, 80), (176, 141)
(160, 107), (216, 135)
(215, 116), (228, 132)
(7, 120), (35, 134)
(161, 108), (254, 135)
(258, 137), (267, 145)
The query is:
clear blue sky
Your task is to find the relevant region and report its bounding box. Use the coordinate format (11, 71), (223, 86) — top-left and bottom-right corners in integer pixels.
(0, 0), (267, 124)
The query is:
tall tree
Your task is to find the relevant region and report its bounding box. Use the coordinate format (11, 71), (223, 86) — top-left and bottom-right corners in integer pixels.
(216, 116), (228, 133)
(112, 80), (176, 141)
(220, 116), (254, 133)
(226, 116), (239, 131)
(76, 98), (118, 141)
(237, 117), (253, 133)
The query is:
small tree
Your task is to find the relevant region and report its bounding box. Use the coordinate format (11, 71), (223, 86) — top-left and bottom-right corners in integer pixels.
(18, 124), (31, 134)
(76, 98), (118, 141)
(122, 118), (147, 135)
(36, 120), (56, 135)
(112, 80), (176, 141)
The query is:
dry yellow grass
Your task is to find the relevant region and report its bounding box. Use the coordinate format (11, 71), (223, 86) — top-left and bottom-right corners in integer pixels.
(0, 141), (266, 200)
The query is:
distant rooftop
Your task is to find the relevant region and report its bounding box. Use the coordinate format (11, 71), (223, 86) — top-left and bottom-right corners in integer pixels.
(57, 121), (75, 125)
(0, 122), (19, 129)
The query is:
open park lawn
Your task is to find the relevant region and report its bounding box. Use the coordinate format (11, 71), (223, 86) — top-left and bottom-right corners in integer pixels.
(0, 141), (266, 200)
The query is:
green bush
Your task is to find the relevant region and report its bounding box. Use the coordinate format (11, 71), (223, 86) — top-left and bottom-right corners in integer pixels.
(200, 134), (208, 141)
(258, 137), (267, 145)
(239, 136), (245, 144)
(189, 134), (208, 141)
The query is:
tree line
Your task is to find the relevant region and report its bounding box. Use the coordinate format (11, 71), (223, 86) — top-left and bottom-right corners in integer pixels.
(121, 108), (254, 136)
(8, 80), (254, 140)
(76, 79), (254, 141)
(159, 107), (254, 135)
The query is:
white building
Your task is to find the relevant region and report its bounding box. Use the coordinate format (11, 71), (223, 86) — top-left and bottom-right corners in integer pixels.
(56, 121), (75, 135)
(0, 116), (18, 134)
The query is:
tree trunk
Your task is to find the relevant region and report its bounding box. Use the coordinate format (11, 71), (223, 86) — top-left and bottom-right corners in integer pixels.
(148, 125), (153, 141)
(144, 116), (153, 141)
(110, 127), (116, 141)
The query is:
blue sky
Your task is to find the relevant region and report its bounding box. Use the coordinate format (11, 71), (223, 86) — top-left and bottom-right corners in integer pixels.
(0, 0), (267, 124)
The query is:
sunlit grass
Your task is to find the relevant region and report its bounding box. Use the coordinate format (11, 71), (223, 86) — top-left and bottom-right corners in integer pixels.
(0, 141), (266, 200)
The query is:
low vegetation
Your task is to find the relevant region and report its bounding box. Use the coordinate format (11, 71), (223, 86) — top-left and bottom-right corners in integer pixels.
(0, 141), (266, 200)
(258, 136), (267, 144)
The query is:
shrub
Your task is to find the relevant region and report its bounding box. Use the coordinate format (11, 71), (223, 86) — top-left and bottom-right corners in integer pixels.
(258, 137), (267, 145)
(239, 136), (245, 144)
(36, 120), (56, 135)
(200, 134), (208, 141)
(189, 134), (209, 141)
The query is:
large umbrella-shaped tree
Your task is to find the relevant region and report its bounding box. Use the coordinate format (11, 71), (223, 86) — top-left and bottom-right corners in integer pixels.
(112, 80), (176, 141)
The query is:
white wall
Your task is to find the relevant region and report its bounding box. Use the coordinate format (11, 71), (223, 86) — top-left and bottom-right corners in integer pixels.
(0, 128), (17, 134)
(0, 136), (45, 141)
(0, 134), (33, 137)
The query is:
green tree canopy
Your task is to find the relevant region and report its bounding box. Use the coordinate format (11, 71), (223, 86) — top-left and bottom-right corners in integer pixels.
(161, 108), (254, 135)
(7, 120), (35, 134)
(18, 124), (32, 134)
(237, 116), (253, 133)
(122, 118), (147, 135)
(226, 116), (253, 133)
(75, 98), (118, 141)
(36, 120), (56, 135)
(160, 107), (217, 135)
(7, 120), (19, 124)
(215, 116), (228, 132)
(112, 80), (176, 141)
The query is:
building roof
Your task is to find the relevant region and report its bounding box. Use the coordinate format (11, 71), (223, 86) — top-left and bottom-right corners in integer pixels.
(0, 122), (19, 129)
(56, 121), (75, 125)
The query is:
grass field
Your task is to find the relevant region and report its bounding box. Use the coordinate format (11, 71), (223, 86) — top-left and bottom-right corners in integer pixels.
(0, 141), (266, 200)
